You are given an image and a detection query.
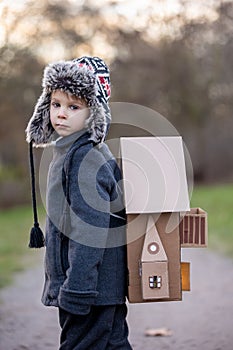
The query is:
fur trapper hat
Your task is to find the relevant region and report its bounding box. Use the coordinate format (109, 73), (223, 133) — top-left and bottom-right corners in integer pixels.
(26, 56), (111, 146)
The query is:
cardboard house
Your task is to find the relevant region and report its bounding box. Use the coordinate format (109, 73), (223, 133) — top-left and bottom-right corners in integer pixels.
(120, 136), (207, 303)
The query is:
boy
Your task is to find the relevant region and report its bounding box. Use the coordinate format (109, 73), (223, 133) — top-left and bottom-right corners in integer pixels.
(26, 56), (132, 349)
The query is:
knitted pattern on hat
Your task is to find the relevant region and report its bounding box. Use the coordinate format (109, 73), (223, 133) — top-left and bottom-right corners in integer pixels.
(75, 56), (111, 105)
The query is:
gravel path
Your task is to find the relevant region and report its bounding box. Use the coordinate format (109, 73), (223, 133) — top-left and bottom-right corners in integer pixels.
(0, 248), (233, 350)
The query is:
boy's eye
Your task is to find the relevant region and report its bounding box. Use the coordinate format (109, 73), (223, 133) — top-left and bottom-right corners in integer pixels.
(51, 102), (60, 108)
(70, 104), (80, 110)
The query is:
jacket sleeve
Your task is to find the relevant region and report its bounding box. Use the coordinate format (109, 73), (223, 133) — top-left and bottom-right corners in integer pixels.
(58, 144), (113, 315)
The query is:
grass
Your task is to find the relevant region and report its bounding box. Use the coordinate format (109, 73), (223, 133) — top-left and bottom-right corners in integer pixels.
(0, 183), (233, 289)
(0, 205), (45, 288)
(191, 183), (233, 258)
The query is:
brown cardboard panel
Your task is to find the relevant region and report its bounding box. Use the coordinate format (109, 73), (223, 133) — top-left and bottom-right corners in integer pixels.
(180, 208), (208, 247)
(181, 262), (191, 291)
(195, 216), (199, 244)
(201, 217), (206, 245)
(184, 215), (189, 243)
(179, 217), (184, 243)
(127, 212), (182, 303)
(120, 137), (190, 214)
(189, 216), (194, 244)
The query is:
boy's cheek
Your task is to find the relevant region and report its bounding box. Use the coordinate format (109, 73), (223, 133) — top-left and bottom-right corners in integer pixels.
(82, 107), (90, 120)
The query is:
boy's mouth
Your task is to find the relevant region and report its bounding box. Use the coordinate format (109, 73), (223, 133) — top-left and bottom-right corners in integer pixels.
(56, 123), (69, 128)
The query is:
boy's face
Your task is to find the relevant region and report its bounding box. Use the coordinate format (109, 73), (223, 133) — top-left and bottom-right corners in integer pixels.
(50, 90), (89, 137)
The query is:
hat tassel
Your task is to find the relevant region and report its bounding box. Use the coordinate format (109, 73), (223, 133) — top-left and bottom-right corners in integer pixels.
(29, 223), (45, 248)
(29, 141), (45, 248)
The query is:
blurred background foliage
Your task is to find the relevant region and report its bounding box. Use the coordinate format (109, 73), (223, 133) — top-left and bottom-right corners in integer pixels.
(0, 0), (233, 208)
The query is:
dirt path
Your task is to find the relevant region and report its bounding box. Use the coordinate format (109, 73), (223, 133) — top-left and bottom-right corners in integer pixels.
(0, 251), (60, 350)
(0, 248), (233, 350)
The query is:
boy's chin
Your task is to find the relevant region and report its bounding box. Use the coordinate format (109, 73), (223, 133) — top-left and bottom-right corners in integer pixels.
(56, 128), (86, 138)
(55, 128), (73, 137)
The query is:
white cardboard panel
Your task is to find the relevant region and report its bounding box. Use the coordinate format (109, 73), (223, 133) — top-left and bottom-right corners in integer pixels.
(120, 136), (190, 214)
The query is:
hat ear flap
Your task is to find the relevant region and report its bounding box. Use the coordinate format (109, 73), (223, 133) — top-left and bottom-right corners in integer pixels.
(86, 103), (107, 144)
(26, 91), (54, 146)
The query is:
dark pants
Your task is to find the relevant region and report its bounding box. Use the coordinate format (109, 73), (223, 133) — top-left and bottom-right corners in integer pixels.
(58, 304), (132, 350)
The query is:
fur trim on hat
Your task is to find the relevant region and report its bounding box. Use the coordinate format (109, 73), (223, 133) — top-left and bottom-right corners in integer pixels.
(26, 59), (110, 146)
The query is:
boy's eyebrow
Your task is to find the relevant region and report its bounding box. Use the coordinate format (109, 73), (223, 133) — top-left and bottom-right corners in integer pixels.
(51, 96), (84, 104)
(72, 98), (84, 104)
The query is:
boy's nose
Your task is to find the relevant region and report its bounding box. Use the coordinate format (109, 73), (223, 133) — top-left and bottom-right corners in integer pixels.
(58, 108), (67, 119)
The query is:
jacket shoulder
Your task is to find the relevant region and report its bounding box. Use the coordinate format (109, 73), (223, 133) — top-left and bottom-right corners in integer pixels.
(71, 142), (109, 170)
(64, 141), (116, 187)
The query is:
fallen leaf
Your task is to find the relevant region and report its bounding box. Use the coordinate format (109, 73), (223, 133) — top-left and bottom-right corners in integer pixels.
(144, 327), (173, 337)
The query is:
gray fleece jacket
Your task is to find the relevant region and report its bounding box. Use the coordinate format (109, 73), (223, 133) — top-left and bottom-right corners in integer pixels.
(41, 130), (127, 315)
